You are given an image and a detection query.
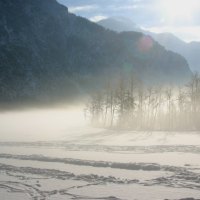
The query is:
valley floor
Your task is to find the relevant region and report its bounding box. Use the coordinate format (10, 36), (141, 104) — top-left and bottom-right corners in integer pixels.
(0, 129), (200, 200)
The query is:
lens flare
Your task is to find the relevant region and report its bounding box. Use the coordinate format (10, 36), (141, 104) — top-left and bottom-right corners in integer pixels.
(138, 36), (153, 52)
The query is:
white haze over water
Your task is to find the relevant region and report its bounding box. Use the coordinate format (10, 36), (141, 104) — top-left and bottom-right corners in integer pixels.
(0, 106), (86, 142)
(1, 106), (200, 145)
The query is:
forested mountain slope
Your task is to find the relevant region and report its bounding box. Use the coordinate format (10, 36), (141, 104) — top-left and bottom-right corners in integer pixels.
(0, 0), (191, 105)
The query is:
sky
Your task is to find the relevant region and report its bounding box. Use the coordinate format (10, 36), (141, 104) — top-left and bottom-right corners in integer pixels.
(57, 0), (200, 42)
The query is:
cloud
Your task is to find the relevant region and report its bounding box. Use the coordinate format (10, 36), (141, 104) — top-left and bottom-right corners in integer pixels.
(144, 26), (200, 42)
(89, 15), (108, 22)
(108, 4), (140, 11)
(68, 5), (98, 13)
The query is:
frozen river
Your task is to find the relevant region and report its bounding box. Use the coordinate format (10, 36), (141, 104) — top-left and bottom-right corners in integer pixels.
(0, 129), (200, 200)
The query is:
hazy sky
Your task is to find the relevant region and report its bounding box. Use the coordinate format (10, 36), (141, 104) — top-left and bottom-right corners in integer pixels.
(57, 0), (200, 42)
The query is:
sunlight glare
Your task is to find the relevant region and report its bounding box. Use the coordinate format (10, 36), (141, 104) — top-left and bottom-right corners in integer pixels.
(158, 0), (199, 24)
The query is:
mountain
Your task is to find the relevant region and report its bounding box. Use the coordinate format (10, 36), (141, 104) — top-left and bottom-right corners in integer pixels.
(98, 17), (141, 33)
(150, 33), (200, 72)
(98, 17), (200, 72)
(0, 0), (191, 106)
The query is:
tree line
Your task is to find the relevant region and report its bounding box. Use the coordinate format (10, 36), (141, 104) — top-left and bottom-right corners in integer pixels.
(84, 72), (200, 131)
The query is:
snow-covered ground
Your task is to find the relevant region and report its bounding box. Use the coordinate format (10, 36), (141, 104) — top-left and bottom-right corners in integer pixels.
(1, 129), (200, 200)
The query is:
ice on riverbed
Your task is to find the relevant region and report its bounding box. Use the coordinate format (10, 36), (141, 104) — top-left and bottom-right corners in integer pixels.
(1, 129), (200, 200)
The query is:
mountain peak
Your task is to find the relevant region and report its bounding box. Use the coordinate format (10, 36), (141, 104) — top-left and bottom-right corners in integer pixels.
(98, 17), (141, 32)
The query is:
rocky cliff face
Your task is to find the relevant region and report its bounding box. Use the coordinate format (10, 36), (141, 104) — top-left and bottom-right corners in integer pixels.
(0, 0), (191, 105)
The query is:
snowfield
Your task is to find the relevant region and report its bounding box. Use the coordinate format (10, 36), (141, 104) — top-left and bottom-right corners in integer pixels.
(1, 129), (200, 200)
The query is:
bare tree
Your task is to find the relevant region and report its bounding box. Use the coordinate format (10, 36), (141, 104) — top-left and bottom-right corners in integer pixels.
(85, 72), (200, 131)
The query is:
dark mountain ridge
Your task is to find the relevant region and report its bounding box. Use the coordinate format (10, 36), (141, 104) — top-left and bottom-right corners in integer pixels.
(98, 17), (200, 72)
(152, 33), (200, 72)
(0, 0), (191, 106)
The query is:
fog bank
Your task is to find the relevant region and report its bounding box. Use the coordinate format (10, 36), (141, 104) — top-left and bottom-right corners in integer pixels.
(0, 106), (86, 142)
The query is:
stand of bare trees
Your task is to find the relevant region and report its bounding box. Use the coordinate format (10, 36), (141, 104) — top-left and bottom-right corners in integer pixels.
(85, 72), (200, 131)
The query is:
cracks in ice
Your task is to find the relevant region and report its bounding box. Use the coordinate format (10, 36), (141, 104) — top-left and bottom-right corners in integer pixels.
(0, 153), (188, 172)
(0, 163), (138, 184)
(0, 171), (123, 200)
(0, 160), (200, 200)
(1, 142), (200, 154)
(1, 152), (200, 190)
